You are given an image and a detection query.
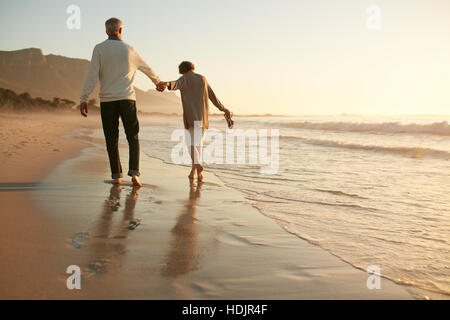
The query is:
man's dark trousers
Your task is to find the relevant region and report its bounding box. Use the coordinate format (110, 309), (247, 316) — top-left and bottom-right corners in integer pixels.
(100, 99), (140, 179)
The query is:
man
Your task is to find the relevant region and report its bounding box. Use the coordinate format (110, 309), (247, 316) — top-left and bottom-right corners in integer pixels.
(158, 61), (232, 182)
(80, 17), (165, 187)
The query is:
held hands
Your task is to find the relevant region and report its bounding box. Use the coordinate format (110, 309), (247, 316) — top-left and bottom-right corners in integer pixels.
(156, 81), (168, 92)
(80, 102), (88, 117)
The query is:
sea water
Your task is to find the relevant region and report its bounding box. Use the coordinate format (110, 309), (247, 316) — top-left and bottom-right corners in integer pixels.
(109, 114), (450, 296)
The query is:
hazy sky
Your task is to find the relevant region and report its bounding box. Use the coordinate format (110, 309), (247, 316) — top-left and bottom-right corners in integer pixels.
(1, 0), (449, 115)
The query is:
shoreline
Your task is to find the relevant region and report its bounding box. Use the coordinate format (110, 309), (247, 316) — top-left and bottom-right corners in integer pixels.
(1, 112), (417, 299)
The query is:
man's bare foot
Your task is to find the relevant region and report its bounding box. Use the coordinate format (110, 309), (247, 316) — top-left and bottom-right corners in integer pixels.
(112, 178), (122, 185)
(131, 175), (143, 187)
(188, 169), (195, 180)
(196, 164), (204, 182)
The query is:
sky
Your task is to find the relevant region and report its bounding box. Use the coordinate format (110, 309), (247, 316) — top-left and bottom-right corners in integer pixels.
(1, 0), (450, 115)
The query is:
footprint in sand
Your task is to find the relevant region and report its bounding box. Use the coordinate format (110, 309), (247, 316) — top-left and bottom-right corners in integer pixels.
(85, 259), (108, 276)
(71, 232), (90, 249)
(127, 218), (141, 230)
(148, 196), (163, 204)
(104, 198), (120, 211)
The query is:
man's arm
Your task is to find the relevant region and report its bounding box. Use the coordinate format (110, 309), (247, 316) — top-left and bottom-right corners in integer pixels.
(79, 46), (100, 117)
(135, 51), (161, 85)
(80, 46), (100, 104)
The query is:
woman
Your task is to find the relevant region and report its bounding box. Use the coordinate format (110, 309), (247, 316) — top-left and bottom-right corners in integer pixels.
(159, 61), (232, 181)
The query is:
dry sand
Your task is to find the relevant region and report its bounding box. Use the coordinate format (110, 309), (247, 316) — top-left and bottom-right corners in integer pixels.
(0, 112), (415, 299)
(0, 112), (99, 298)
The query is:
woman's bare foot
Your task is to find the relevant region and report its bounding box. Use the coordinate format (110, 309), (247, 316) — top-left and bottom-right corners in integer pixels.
(112, 178), (122, 185)
(131, 175), (143, 187)
(188, 166), (196, 180)
(196, 164), (204, 182)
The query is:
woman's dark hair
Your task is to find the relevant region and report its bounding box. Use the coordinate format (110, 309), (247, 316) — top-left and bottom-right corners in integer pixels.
(178, 61), (195, 74)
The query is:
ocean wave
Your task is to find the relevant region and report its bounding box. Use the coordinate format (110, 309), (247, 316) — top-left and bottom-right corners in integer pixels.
(282, 121), (450, 136)
(314, 189), (368, 199)
(255, 192), (381, 212)
(264, 213), (450, 297)
(283, 136), (450, 160)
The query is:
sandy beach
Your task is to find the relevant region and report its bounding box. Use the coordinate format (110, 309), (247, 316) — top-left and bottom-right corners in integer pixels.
(3, 0), (450, 304)
(0, 112), (418, 299)
(0, 112), (98, 298)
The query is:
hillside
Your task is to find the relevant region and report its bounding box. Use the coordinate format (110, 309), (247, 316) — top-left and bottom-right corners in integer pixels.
(0, 48), (181, 114)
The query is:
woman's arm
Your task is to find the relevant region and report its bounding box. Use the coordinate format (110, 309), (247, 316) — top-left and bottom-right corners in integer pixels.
(207, 84), (227, 112)
(166, 76), (185, 91)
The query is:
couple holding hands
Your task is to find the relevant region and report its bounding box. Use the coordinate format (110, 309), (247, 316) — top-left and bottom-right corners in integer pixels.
(80, 18), (233, 186)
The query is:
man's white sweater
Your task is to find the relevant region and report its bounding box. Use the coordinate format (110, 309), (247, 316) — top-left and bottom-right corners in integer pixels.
(80, 39), (160, 103)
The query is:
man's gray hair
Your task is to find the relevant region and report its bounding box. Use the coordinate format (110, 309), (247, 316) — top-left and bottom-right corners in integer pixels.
(105, 18), (123, 34)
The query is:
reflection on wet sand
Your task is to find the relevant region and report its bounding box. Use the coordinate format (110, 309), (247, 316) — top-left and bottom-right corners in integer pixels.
(85, 185), (140, 275)
(161, 181), (202, 278)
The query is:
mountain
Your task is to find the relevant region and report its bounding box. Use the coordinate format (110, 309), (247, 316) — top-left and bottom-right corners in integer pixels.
(0, 48), (181, 114)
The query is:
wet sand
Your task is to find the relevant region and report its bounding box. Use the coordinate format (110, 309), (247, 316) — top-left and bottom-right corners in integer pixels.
(0, 113), (415, 299)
